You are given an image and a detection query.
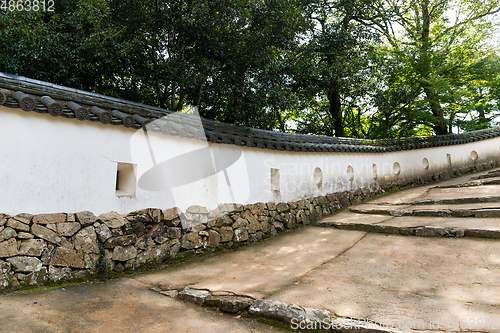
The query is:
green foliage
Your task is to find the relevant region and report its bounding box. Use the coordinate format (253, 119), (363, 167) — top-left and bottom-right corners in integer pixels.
(1, 0), (499, 137)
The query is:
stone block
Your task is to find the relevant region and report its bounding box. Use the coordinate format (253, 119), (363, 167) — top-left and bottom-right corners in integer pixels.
(7, 256), (42, 273)
(110, 228), (123, 237)
(135, 235), (153, 250)
(276, 203), (289, 213)
(213, 215), (233, 227)
(0, 238), (19, 258)
(113, 245), (137, 262)
(154, 234), (169, 244)
(126, 220), (147, 235)
(183, 213), (208, 225)
(247, 220), (260, 234)
(300, 211), (310, 225)
(219, 226), (233, 243)
(97, 211), (126, 229)
(267, 202), (276, 211)
(147, 223), (164, 238)
(13, 213), (33, 225)
(104, 234), (137, 248)
(32, 213), (65, 225)
(0, 273), (9, 288)
(233, 217), (248, 229)
(413, 209), (451, 217)
(270, 225), (277, 236)
(160, 290), (179, 298)
(162, 207), (181, 222)
(113, 263), (124, 272)
(415, 227), (448, 237)
(233, 228), (248, 242)
(45, 223), (57, 232)
(84, 253), (100, 270)
(56, 222), (81, 237)
(17, 232), (34, 239)
(148, 208), (162, 223)
(166, 227), (181, 239)
(31, 224), (62, 245)
(182, 221), (206, 233)
(178, 287), (210, 306)
(49, 247), (85, 268)
(134, 246), (162, 265)
(0, 214), (8, 227)
(169, 240), (180, 258)
(18, 239), (45, 256)
(126, 212), (152, 225)
(260, 221), (270, 234)
(0, 260), (10, 274)
(249, 203), (266, 216)
(74, 226), (99, 254)
(205, 295), (254, 313)
(40, 243), (55, 265)
(474, 209), (500, 218)
(249, 299), (330, 325)
(181, 232), (201, 249)
(186, 205), (208, 214)
(0, 227), (17, 242)
(208, 230), (220, 247)
(27, 267), (48, 286)
(48, 265), (72, 282)
(218, 203), (243, 213)
(273, 222), (285, 232)
(283, 213), (295, 229)
(243, 210), (258, 224)
(465, 229), (500, 239)
(6, 218), (30, 232)
(95, 223), (112, 243)
(75, 211), (98, 226)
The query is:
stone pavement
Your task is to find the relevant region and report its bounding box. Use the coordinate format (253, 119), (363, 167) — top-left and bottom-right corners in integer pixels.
(1, 169), (500, 332)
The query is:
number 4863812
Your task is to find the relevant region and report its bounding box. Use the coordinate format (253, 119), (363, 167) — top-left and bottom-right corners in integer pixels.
(1, 0), (55, 12)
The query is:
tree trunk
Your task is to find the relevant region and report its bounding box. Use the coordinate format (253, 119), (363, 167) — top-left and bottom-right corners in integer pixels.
(274, 106), (286, 132)
(383, 112), (390, 139)
(421, 0), (447, 136)
(423, 86), (448, 135)
(327, 89), (344, 137)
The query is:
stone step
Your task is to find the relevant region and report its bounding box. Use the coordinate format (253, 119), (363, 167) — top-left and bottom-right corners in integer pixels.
(435, 178), (500, 188)
(350, 207), (500, 218)
(477, 170), (500, 179)
(314, 220), (500, 239)
(412, 196), (500, 205)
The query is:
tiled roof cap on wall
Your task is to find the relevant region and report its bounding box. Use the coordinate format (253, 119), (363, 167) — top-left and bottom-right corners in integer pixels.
(1, 72), (499, 153)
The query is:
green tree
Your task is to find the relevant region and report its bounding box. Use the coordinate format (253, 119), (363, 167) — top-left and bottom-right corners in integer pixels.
(288, 0), (380, 137)
(358, 0), (500, 135)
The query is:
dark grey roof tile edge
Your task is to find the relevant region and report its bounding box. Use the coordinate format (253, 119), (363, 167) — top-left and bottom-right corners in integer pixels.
(1, 72), (500, 153)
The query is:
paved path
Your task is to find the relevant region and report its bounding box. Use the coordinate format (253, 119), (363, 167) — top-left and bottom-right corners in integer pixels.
(1, 169), (500, 332)
(0, 278), (288, 333)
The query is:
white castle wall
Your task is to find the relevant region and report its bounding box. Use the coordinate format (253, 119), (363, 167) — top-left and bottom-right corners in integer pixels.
(0, 104), (499, 215)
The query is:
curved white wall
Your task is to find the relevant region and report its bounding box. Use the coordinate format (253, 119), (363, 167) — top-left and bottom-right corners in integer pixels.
(1, 105), (499, 215)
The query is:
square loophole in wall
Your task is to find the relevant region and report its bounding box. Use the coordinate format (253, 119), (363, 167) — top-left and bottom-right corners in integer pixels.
(116, 162), (137, 197)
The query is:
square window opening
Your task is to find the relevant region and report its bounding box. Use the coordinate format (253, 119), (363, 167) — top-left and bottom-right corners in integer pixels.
(116, 162), (137, 197)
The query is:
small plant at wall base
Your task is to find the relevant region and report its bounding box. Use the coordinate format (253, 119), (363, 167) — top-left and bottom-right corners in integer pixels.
(97, 242), (109, 280)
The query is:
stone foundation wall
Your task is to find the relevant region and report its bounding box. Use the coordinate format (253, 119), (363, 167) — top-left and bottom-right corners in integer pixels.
(0, 160), (497, 290)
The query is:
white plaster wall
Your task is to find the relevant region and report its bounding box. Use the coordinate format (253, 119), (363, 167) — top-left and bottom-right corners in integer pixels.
(1, 105), (499, 215)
